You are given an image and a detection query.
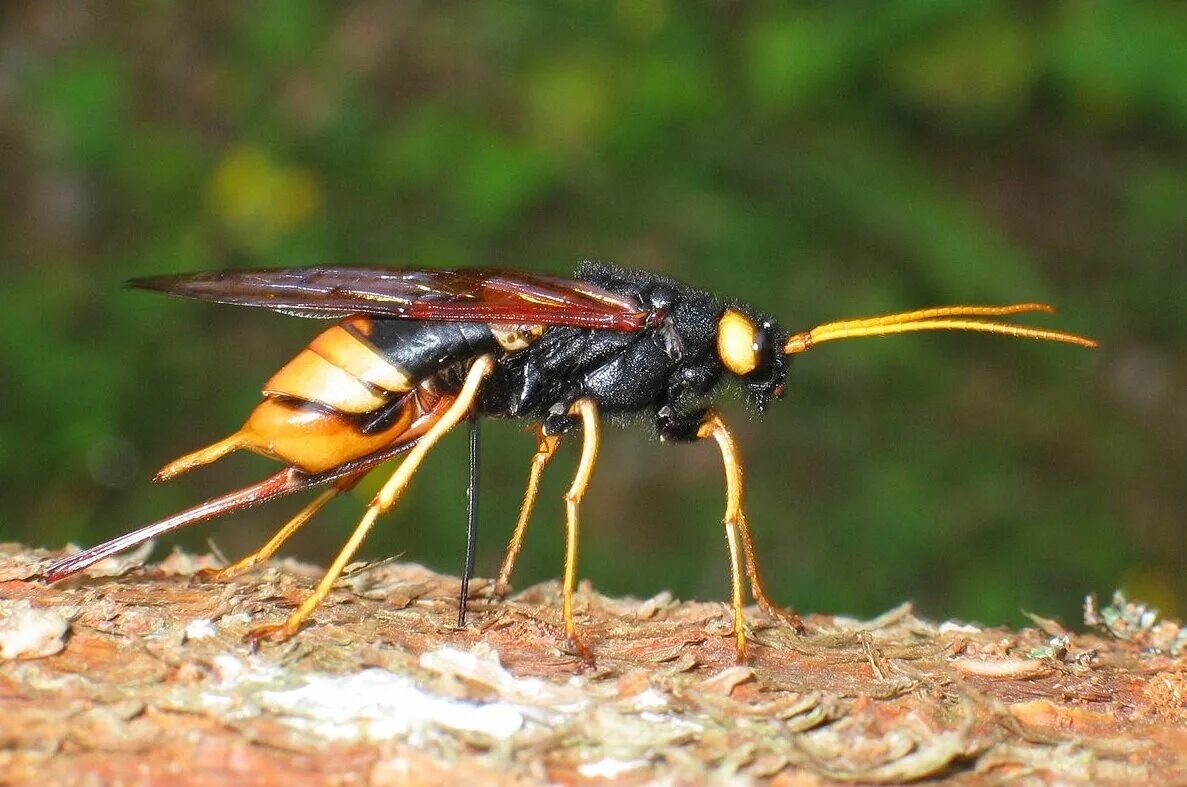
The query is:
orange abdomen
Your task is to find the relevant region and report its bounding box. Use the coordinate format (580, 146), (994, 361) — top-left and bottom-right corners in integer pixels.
(155, 317), (455, 479)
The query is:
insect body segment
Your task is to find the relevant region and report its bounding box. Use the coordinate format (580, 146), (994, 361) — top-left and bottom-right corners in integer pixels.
(161, 316), (545, 480)
(45, 263), (1096, 663)
(289, 319), (418, 401)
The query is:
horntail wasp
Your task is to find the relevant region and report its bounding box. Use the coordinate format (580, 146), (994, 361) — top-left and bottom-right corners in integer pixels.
(43, 263), (1096, 661)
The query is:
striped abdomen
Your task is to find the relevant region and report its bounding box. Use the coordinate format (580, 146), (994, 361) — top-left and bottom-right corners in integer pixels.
(156, 317), (544, 479)
(263, 317), (542, 414)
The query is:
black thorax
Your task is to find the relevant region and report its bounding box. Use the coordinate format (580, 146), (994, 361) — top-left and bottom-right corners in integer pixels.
(480, 263), (729, 433)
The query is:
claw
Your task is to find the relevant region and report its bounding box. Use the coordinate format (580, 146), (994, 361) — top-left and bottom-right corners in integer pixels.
(760, 602), (806, 634)
(564, 632), (596, 667)
(194, 566), (237, 582)
(245, 620), (303, 644)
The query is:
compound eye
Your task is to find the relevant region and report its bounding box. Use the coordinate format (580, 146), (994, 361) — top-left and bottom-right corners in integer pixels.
(752, 325), (772, 372)
(717, 309), (761, 376)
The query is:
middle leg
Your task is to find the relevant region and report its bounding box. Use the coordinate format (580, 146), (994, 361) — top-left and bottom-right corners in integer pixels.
(697, 410), (804, 663)
(494, 426), (562, 597)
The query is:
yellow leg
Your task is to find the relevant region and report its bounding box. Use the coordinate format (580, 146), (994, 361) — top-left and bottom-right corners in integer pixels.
(723, 517), (748, 663)
(201, 472), (365, 581)
(738, 511), (804, 631)
(247, 355), (497, 643)
(561, 399), (599, 658)
(495, 428), (561, 597)
(697, 411), (804, 662)
(155, 434), (244, 482)
(696, 412), (750, 662)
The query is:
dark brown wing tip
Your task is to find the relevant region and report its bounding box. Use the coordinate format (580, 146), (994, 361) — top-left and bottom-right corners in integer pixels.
(127, 272), (256, 305)
(126, 273), (195, 294)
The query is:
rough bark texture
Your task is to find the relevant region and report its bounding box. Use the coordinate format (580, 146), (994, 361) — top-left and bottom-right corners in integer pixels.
(1, 543), (1185, 785)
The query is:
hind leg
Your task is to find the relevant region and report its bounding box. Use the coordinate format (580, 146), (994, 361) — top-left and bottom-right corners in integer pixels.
(199, 472), (366, 581)
(246, 355), (496, 643)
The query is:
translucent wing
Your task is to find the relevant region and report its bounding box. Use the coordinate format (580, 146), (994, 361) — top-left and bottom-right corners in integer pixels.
(130, 267), (655, 331)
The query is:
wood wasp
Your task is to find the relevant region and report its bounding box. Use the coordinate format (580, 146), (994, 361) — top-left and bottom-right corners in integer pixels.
(43, 263), (1096, 661)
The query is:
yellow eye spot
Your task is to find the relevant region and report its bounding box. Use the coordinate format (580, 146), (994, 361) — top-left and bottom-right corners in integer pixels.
(717, 309), (760, 376)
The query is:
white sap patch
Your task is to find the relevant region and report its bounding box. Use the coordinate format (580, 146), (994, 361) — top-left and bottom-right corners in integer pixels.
(195, 645), (599, 744)
(209, 653), (283, 687)
(419, 644), (590, 714)
(257, 668), (525, 742)
(629, 688), (670, 711)
(640, 711), (704, 734)
(938, 621), (982, 634)
(183, 618), (216, 641)
(578, 758), (649, 779)
(217, 612), (252, 628)
(0, 600), (69, 659)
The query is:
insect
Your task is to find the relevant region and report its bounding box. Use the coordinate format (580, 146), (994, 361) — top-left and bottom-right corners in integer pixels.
(44, 263), (1096, 661)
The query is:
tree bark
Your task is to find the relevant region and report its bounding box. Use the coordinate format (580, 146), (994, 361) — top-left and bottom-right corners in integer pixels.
(1, 544), (1184, 785)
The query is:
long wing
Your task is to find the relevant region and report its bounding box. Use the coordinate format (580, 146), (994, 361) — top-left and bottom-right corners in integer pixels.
(129, 267), (655, 331)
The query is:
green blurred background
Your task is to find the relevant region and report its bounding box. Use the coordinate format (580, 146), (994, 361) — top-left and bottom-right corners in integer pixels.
(2, 1), (1183, 627)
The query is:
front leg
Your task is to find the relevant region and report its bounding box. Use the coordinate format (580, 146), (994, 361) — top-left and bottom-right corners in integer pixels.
(558, 398), (600, 663)
(684, 410), (805, 662)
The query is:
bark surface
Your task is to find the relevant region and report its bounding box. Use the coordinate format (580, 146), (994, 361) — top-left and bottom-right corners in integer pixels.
(1, 544), (1185, 785)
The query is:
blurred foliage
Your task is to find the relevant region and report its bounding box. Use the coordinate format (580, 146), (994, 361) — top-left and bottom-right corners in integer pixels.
(1, 1), (1183, 626)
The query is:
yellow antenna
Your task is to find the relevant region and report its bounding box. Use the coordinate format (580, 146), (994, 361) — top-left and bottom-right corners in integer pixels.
(783, 303), (1098, 355)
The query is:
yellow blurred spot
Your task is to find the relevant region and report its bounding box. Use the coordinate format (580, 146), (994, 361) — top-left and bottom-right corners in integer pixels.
(208, 145), (322, 249)
(615, 0), (668, 40)
(526, 61), (611, 154)
(1121, 568), (1180, 618)
(885, 17), (1035, 125)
